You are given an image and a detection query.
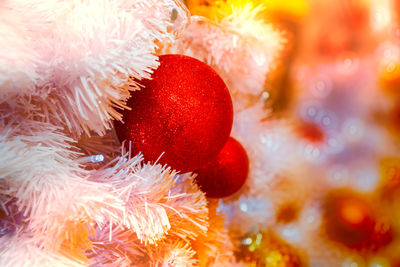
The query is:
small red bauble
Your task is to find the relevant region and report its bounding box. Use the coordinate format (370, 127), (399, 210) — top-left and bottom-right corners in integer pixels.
(323, 190), (393, 251)
(114, 54), (233, 172)
(194, 137), (249, 198)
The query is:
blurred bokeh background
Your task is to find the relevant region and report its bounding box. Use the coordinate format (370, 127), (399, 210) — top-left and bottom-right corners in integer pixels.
(182, 0), (400, 266)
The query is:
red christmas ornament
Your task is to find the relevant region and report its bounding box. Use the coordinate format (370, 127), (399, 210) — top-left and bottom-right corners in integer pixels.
(114, 54), (233, 172)
(194, 137), (249, 198)
(323, 190), (393, 252)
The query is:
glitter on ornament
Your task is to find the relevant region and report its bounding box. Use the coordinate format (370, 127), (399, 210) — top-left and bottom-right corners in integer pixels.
(115, 54), (233, 172)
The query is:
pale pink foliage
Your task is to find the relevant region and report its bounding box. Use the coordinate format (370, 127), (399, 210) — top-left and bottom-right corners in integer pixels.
(1, 0), (189, 136)
(88, 161), (207, 266)
(0, 0), (48, 98)
(0, 234), (86, 267)
(0, 119), (207, 265)
(167, 3), (282, 101)
(0, 0), (207, 265)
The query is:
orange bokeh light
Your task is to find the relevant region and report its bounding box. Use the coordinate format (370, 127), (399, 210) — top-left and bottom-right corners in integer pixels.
(339, 199), (368, 225)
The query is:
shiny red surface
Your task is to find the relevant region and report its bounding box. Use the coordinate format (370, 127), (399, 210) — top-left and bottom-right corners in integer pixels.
(194, 137), (249, 198)
(115, 54), (233, 172)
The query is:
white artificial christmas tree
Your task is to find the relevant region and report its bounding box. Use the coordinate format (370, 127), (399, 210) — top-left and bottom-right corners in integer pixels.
(2, 0), (400, 266)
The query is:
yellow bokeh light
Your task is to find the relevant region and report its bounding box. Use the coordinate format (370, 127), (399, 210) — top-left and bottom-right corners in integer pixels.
(265, 250), (283, 266)
(186, 0), (308, 22)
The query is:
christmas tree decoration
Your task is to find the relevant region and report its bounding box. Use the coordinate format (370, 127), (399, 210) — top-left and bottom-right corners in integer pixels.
(167, 1), (282, 106)
(322, 190), (393, 252)
(115, 54), (233, 172)
(194, 137), (249, 198)
(5, 0), (400, 265)
(0, 1), (212, 265)
(2, 0), (190, 136)
(236, 230), (304, 266)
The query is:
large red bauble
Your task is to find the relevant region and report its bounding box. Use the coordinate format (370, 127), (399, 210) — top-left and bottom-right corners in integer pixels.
(114, 54), (233, 172)
(194, 137), (249, 198)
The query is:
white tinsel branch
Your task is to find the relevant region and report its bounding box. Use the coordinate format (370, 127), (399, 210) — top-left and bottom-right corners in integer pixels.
(167, 2), (282, 103)
(1, 0), (190, 136)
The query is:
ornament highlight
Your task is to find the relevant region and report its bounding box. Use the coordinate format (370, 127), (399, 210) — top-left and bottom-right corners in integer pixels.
(115, 54), (233, 172)
(194, 137), (249, 198)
